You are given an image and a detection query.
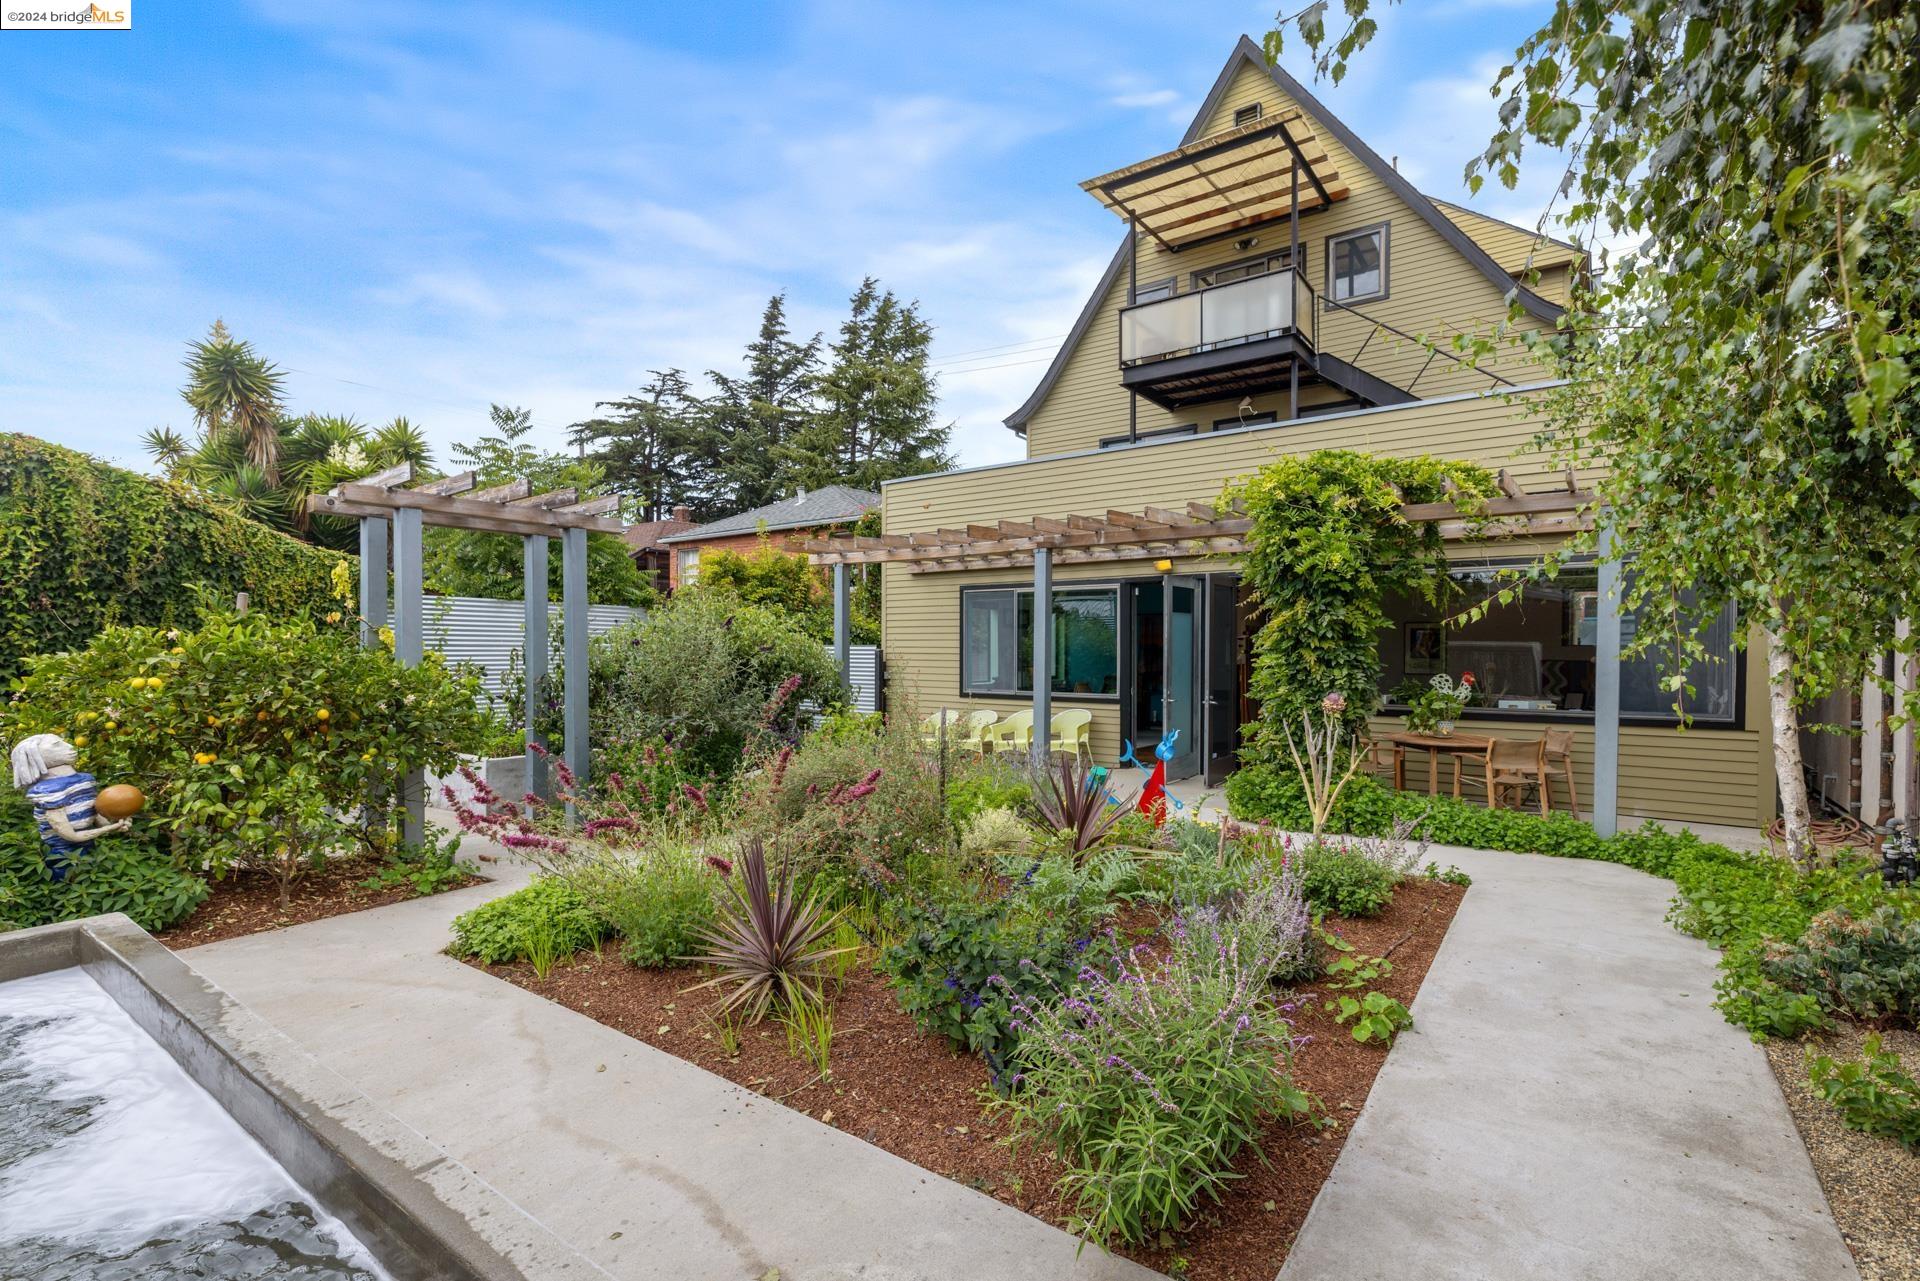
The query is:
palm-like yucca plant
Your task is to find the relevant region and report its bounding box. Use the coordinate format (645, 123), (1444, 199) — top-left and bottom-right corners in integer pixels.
(183, 323), (287, 483)
(1029, 752), (1133, 858)
(686, 839), (849, 1023)
(142, 426), (192, 478)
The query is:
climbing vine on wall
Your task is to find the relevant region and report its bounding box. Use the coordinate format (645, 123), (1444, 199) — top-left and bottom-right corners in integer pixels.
(1226, 450), (1496, 741)
(0, 433), (343, 682)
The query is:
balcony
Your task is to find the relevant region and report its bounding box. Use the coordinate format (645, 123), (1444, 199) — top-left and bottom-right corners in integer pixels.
(1117, 268), (1317, 410)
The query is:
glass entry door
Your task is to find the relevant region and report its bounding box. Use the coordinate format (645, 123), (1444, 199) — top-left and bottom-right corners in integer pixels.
(1162, 575), (1204, 781)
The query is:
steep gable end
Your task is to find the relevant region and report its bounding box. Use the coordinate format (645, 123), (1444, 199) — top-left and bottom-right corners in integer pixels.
(1006, 37), (1563, 438)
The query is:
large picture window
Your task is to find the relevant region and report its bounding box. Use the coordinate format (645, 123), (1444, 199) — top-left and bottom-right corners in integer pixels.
(961, 586), (1120, 697)
(1377, 561), (1738, 723)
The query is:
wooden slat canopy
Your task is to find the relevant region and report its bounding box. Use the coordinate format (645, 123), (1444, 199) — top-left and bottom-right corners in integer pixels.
(804, 488), (1596, 575)
(305, 463), (626, 538)
(1081, 109), (1350, 252)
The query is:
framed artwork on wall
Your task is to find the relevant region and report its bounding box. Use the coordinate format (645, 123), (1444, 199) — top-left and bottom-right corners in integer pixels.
(1404, 622), (1443, 675)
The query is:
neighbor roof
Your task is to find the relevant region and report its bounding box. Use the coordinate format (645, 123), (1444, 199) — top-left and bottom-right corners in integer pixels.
(659, 484), (879, 543)
(621, 516), (699, 553)
(1003, 35), (1565, 435)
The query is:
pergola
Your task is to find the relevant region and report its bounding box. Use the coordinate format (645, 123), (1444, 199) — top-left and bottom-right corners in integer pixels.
(805, 474), (1641, 836)
(307, 464), (624, 841)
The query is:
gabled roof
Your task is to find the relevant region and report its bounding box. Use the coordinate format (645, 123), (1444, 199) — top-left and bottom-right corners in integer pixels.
(659, 484), (879, 544)
(1004, 35), (1565, 435)
(621, 517), (699, 553)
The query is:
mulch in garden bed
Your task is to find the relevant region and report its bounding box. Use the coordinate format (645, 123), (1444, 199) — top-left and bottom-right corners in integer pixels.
(466, 877), (1465, 1281)
(156, 854), (484, 949)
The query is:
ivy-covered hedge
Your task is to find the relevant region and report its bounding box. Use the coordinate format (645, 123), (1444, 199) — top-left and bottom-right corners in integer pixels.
(0, 433), (343, 681)
(1226, 762), (1918, 1038)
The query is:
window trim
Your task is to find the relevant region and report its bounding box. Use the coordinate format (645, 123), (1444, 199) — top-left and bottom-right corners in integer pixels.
(1376, 556), (1747, 730)
(1131, 275), (1176, 304)
(676, 547), (701, 584)
(1189, 248), (1292, 292)
(957, 582), (1124, 701)
(1325, 221), (1391, 304)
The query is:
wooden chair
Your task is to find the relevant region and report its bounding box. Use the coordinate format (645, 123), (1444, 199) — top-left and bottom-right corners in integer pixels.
(989, 709), (1035, 756)
(1451, 736), (1550, 814)
(1542, 728), (1580, 818)
(1048, 709), (1093, 760)
(1360, 735), (1405, 790)
(955, 708), (1001, 754)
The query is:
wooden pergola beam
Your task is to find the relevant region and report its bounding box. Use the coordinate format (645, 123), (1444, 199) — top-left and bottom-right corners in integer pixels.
(412, 470), (476, 497)
(469, 478), (533, 504)
(510, 487), (579, 510)
(312, 481), (624, 535)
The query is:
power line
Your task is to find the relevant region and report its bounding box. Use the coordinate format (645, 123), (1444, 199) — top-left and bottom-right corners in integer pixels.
(931, 333), (1068, 361)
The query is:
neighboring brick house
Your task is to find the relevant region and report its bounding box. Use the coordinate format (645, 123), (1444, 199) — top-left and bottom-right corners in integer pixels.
(660, 485), (879, 592)
(621, 506), (699, 595)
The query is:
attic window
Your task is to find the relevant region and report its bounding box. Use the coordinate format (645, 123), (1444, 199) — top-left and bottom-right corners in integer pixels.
(1233, 103), (1263, 128)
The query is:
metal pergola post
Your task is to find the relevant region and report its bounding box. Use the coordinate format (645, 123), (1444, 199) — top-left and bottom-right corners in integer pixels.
(562, 526), (589, 821)
(392, 505), (425, 849)
(832, 562), (852, 694)
(523, 534), (550, 806)
(1592, 519), (1623, 838)
(1031, 547), (1053, 765)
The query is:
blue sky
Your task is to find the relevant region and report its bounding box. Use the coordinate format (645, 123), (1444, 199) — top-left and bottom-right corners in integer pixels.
(0, 0), (1559, 476)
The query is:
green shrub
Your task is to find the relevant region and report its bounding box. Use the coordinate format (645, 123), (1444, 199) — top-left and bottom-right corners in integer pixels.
(585, 591), (842, 780)
(877, 893), (1099, 1078)
(960, 807), (1032, 864)
(1764, 907), (1920, 1025)
(580, 840), (719, 969)
(0, 795), (207, 933)
(1301, 843), (1398, 918)
(989, 907), (1318, 1246)
(944, 762), (1032, 827)
(0, 607), (490, 879)
(0, 433), (344, 683)
(1005, 847), (1145, 929)
(450, 878), (604, 965)
(734, 708), (944, 883)
(1807, 1035), (1920, 1150)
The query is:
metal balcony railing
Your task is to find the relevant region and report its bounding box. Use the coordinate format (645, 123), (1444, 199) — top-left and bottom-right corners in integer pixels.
(1118, 268), (1317, 366)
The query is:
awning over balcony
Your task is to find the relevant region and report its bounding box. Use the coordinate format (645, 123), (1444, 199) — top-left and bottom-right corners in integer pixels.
(1081, 109), (1350, 252)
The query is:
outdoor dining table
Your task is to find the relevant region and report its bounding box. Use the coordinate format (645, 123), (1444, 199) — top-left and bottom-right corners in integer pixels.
(1376, 730), (1496, 797)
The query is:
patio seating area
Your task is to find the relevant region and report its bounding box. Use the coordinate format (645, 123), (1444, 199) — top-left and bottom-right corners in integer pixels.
(917, 707), (1094, 758)
(1370, 728), (1582, 817)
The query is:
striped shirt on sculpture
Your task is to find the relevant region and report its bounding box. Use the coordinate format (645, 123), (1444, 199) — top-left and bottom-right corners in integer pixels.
(26, 771), (97, 861)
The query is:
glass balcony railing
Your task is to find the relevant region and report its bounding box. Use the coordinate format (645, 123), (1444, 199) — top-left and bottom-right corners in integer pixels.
(1118, 268), (1316, 366)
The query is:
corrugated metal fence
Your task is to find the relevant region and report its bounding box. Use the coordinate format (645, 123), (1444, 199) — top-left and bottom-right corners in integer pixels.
(422, 593), (883, 716)
(423, 595), (645, 707)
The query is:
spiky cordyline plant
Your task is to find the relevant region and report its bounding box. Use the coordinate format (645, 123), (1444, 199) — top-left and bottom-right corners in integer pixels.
(1028, 752), (1133, 858)
(685, 838), (849, 1023)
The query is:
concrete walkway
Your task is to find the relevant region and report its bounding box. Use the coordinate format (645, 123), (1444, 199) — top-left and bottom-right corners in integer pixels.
(1280, 843), (1858, 1281)
(183, 832), (1154, 1281)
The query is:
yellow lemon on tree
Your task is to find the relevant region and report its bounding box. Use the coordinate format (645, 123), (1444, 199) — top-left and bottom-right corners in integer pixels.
(73, 735), (88, 748)
(207, 715), (219, 726)
(146, 678), (163, 691)
(129, 677), (146, 689)
(171, 646), (184, 655)
(104, 721), (117, 731)
(315, 708), (331, 722)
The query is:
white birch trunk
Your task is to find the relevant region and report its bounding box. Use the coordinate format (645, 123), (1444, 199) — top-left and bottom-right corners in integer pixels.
(1763, 624), (1814, 867)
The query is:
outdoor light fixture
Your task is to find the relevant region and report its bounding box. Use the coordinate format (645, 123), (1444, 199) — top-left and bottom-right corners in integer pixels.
(1235, 236), (1259, 251)
(1154, 558), (1174, 573)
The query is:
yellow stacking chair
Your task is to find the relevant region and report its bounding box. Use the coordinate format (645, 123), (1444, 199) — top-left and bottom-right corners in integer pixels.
(956, 708), (1000, 753)
(1047, 709), (1093, 760)
(989, 709), (1035, 756)
(916, 709), (962, 749)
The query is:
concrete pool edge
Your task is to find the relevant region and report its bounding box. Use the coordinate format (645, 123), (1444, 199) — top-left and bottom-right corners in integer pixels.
(0, 914), (599, 1281)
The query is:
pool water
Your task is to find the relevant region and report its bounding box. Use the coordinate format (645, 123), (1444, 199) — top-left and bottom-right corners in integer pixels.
(0, 968), (388, 1280)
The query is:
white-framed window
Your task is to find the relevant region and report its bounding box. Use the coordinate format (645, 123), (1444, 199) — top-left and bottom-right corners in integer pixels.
(677, 548), (700, 584)
(1327, 224), (1388, 302)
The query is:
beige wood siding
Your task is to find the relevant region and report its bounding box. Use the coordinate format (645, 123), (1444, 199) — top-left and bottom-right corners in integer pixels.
(1023, 58), (1562, 460)
(884, 391), (1774, 831)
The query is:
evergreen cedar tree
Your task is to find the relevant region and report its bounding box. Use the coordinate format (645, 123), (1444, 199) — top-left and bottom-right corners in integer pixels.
(1268, 2), (1920, 861)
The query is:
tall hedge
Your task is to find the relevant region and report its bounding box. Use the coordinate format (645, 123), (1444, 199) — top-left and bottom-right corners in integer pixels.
(0, 433), (343, 681)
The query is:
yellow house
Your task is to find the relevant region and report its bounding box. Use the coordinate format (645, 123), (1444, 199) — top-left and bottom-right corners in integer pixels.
(812, 37), (1778, 835)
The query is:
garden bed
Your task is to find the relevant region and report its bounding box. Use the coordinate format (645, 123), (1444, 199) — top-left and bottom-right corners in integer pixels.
(465, 876), (1465, 1281)
(156, 853), (482, 948)
(1764, 1025), (1920, 1281)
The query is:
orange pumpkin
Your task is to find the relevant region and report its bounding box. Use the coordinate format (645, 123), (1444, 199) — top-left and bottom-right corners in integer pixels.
(96, 784), (146, 821)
